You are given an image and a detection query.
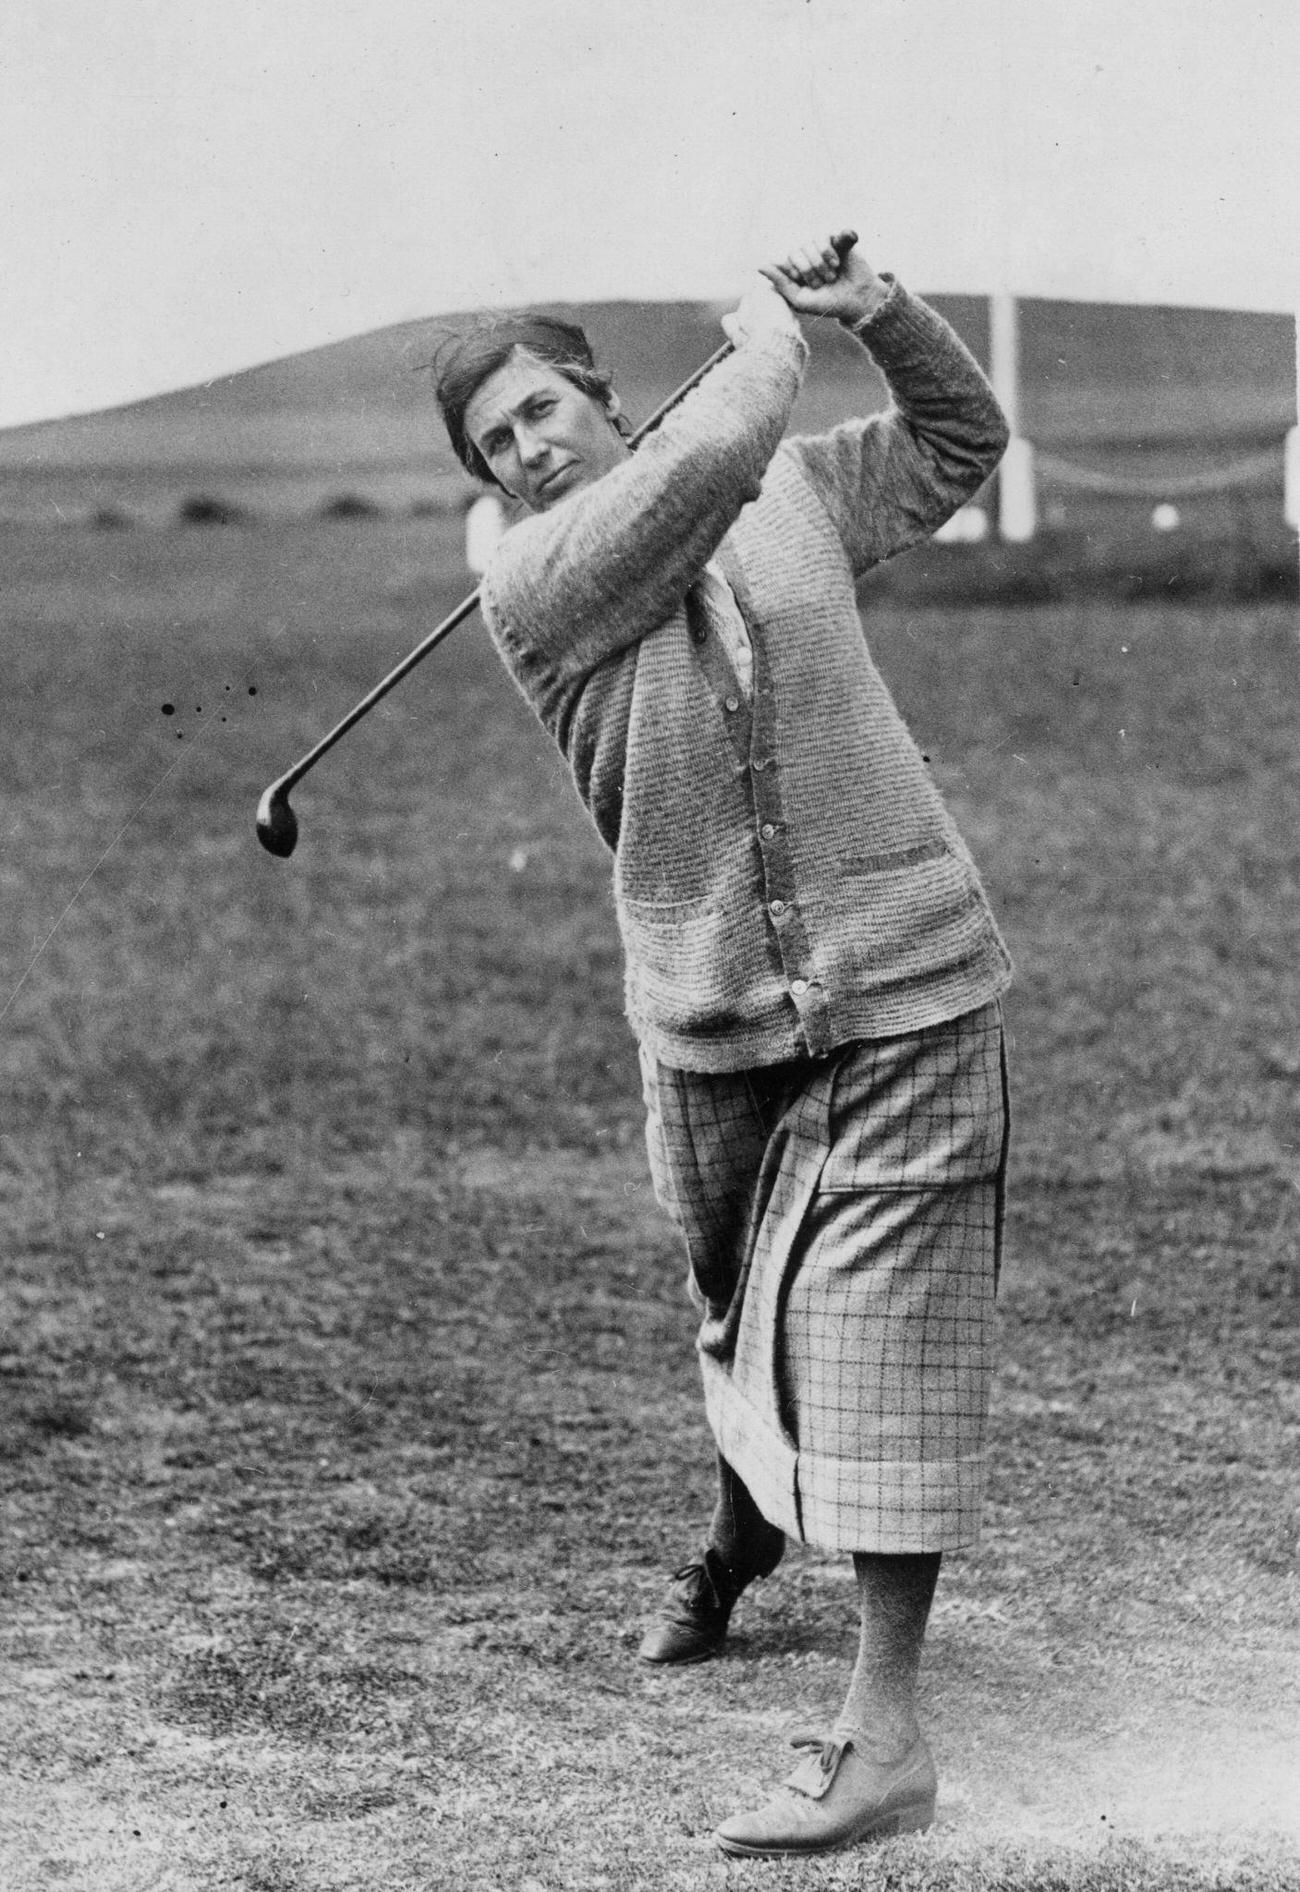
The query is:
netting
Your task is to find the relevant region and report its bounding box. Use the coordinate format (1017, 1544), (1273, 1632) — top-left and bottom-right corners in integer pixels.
(1033, 446), (1282, 499)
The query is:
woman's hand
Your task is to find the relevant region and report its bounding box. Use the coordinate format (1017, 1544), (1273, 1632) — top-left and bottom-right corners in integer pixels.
(759, 231), (890, 326)
(720, 275), (804, 350)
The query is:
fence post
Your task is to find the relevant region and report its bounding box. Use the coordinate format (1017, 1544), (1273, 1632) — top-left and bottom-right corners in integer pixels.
(1286, 310), (1299, 602)
(990, 291), (1036, 542)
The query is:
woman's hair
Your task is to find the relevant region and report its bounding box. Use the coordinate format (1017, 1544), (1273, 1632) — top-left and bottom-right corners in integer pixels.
(431, 314), (630, 487)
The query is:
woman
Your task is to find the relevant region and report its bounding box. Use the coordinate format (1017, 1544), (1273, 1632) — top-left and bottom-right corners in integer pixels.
(434, 230), (1011, 1857)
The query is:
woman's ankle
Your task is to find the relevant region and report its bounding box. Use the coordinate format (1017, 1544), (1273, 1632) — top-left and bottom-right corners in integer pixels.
(831, 1707), (923, 1763)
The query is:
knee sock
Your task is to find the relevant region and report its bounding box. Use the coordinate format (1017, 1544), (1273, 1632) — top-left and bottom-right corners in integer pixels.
(836, 1550), (941, 1755)
(707, 1454), (785, 1590)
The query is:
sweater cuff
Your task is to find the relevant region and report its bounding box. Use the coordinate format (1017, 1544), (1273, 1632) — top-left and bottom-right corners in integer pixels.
(843, 273), (902, 338)
(747, 320), (810, 381)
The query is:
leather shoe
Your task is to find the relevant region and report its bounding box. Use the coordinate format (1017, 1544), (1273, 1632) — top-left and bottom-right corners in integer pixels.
(714, 1732), (937, 1857)
(637, 1549), (740, 1665)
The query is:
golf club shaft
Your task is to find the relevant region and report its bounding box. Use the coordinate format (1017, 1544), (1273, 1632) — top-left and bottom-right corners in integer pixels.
(260, 340), (735, 807)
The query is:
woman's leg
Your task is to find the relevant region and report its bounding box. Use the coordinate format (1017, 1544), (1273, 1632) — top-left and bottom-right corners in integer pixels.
(715, 1013), (1008, 1855)
(638, 1055), (802, 1664)
(709, 1452), (785, 1587)
(713, 1550), (942, 1857)
(837, 1551), (941, 1756)
(639, 1455), (784, 1665)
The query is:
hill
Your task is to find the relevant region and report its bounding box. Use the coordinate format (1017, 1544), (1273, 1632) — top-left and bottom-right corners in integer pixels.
(0, 303), (745, 483)
(0, 297), (1291, 476)
(0, 297), (1291, 542)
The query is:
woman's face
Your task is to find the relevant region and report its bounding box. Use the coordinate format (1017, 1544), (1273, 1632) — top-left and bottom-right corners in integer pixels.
(464, 349), (629, 511)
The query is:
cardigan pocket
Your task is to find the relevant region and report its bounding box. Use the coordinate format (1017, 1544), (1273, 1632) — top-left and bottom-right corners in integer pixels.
(618, 893), (771, 1035)
(823, 845), (988, 988)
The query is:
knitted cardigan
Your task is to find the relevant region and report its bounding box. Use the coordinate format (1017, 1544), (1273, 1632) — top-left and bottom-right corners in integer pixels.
(479, 281), (1013, 1072)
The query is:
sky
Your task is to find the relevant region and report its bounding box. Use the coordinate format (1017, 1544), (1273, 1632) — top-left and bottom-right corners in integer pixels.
(1, 0), (1296, 426)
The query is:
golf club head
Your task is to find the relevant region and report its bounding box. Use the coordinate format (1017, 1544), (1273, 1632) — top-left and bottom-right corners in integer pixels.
(256, 784), (299, 858)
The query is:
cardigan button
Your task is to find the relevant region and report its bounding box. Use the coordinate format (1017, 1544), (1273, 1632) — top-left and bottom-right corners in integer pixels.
(790, 978), (809, 996)
(769, 899), (786, 917)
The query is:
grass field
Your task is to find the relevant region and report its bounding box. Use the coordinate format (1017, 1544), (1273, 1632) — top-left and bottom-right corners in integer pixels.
(1, 515), (1298, 1890)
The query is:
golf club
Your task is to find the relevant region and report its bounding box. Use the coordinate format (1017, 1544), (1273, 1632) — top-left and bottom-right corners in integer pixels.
(256, 233), (857, 857)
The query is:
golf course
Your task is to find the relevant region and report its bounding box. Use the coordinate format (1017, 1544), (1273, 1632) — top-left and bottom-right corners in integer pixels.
(1, 487), (1298, 1884)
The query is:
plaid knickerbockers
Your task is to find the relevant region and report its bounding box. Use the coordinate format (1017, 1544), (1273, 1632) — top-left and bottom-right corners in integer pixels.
(641, 1003), (1010, 1553)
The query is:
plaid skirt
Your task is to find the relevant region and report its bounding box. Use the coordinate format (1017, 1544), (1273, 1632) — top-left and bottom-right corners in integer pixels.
(641, 1003), (1009, 1553)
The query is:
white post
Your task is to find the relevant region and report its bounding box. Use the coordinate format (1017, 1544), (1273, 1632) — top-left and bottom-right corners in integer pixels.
(1286, 309), (1300, 529)
(990, 290), (1036, 542)
(465, 492), (506, 576)
(1286, 310), (1300, 615)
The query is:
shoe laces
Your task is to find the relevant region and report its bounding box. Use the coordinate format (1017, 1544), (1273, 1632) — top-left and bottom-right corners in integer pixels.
(669, 1560), (719, 1609)
(790, 1733), (845, 1778)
